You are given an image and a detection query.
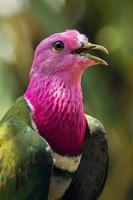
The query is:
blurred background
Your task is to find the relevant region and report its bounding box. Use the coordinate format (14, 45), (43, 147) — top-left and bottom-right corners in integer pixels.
(0, 0), (132, 199)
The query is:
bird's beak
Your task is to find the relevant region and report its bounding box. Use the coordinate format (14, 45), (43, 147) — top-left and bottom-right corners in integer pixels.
(73, 42), (109, 66)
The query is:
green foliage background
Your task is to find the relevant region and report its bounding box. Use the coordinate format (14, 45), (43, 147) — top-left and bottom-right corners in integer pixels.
(0, 0), (133, 199)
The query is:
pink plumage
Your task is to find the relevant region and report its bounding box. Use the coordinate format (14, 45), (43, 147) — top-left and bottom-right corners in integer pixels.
(25, 30), (101, 155)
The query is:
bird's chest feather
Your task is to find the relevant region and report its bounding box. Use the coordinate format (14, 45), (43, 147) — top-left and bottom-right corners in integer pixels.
(25, 79), (86, 155)
(48, 152), (81, 200)
(25, 78), (86, 198)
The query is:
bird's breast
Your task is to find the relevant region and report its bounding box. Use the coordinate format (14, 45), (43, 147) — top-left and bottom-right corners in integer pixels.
(48, 175), (71, 200)
(48, 152), (81, 200)
(25, 79), (86, 155)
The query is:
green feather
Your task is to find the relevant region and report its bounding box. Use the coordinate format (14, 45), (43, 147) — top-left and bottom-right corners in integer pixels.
(0, 97), (53, 200)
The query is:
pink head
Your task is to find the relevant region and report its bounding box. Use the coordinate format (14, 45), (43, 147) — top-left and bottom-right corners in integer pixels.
(25, 30), (108, 156)
(30, 29), (108, 79)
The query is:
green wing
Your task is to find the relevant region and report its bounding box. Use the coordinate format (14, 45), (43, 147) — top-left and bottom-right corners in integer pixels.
(0, 97), (53, 200)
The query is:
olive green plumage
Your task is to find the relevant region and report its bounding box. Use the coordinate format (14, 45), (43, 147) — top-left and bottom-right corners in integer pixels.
(0, 97), (53, 200)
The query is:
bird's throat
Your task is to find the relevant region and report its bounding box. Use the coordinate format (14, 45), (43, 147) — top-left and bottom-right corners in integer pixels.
(25, 75), (86, 156)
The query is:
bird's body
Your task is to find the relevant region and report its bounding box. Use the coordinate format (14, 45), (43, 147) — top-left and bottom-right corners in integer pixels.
(25, 74), (85, 199)
(0, 30), (108, 200)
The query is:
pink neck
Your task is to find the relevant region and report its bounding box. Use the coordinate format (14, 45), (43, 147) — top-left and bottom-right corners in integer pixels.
(25, 74), (86, 156)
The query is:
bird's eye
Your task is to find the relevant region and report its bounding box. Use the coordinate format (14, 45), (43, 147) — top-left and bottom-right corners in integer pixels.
(53, 41), (64, 52)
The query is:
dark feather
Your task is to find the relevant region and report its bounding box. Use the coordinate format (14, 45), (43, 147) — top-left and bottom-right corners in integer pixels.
(62, 115), (108, 200)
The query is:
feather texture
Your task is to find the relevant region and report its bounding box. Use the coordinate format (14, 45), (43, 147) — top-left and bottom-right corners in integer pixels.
(0, 97), (53, 200)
